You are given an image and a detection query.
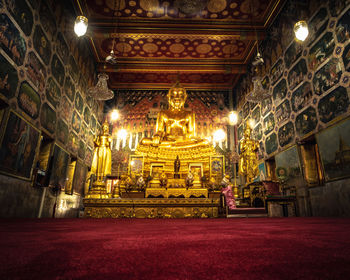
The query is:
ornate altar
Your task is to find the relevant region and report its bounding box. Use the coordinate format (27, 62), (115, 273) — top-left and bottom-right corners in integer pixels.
(84, 81), (222, 218)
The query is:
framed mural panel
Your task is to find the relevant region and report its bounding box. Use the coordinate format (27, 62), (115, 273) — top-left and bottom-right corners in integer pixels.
(0, 53), (18, 99)
(275, 145), (302, 186)
(150, 163), (164, 179)
(72, 160), (87, 195)
(188, 163), (203, 182)
(0, 110), (41, 180)
(129, 155), (144, 176)
(210, 155), (224, 181)
(254, 161), (266, 182)
(49, 143), (70, 189)
(316, 117), (350, 181)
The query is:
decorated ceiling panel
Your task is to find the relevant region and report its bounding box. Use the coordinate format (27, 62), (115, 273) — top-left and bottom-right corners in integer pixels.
(75, 0), (284, 89)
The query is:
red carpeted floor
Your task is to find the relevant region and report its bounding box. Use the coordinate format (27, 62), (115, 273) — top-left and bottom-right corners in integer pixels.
(1, 218), (350, 280)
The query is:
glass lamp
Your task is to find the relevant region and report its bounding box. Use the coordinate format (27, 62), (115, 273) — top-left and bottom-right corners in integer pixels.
(74, 16), (88, 37)
(87, 73), (114, 100)
(294, 20), (309, 42)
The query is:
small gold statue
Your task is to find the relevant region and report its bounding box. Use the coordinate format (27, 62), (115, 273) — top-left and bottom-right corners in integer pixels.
(91, 120), (112, 182)
(174, 155), (180, 178)
(239, 122), (259, 183)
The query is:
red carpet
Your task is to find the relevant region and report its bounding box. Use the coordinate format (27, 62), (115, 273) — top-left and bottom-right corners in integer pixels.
(1, 218), (350, 280)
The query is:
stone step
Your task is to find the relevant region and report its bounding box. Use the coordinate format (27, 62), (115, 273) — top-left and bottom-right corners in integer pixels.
(226, 207), (268, 218)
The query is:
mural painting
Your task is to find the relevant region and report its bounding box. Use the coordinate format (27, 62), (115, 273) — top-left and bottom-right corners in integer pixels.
(318, 86), (349, 124)
(254, 162), (267, 182)
(40, 103), (56, 134)
(336, 8), (350, 43)
(39, 0), (56, 40)
(270, 59), (284, 86)
(69, 55), (79, 82)
(33, 25), (51, 65)
(75, 92), (84, 114)
(60, 96), (72, 123)
(0, 110), (40, 179)
(295, 107), (318, 137)
(261, 76), (270, 90)
(261, 97), (272, 117)
(316, 117), (350, 181)
(252, 106), (260, 125)
(69, 131), (79, 155)
(329, 0), (346, 17)
(275, 145), (302, 185)
(85, 147), (92, 166)
(49, 144), (69, 188)
(83, 106), (90, 124)
(284, 41), (303, 69)
(56, 32), (69, 63)
(278, 121), (295, 147)
(5, 0), (33, 36)
(27, 0), (38, 8)
(72, 160), (87, 195)
(242, 102), (249, 119)
(265, 133), (278, 155)
(237, 124), (244, 141)
(25, 52), (46, 92)
(78, 140), (85, 160)
(17, 82), (41, 119)
(263, 113), (275, 135)
(0, 53), (18, 98)
(91, 115), (97, 132)
(313, 58), (342, 96)
(81, 123), (88, 140)
(288, 59), (308, 90)
(275, 100), (291, 125)
(291, 82), (313, 112)
(253, 124), (262, 141)
(308, 32), (336, 71)
(57, 119), (68, 145)
(343, 43), (350, 71)
(258, 141), (265, 160)
(273, 79), (287, 106)
(51, 54), (65, 86)
(72, 110), (81, 133)
(307, 8), (329, 47)
(46, 77), (61, 108)
(0, 14), (26, 66)
(64, 76), (75, 102)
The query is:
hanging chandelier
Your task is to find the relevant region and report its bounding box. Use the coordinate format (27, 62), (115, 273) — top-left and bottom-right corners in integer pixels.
(87, 73), (114, 101)
(245, 75), (271, 103)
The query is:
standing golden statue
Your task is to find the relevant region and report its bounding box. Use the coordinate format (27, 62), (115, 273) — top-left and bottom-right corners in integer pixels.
(239, 122), (259, 183)
(91, 120), (112, 182)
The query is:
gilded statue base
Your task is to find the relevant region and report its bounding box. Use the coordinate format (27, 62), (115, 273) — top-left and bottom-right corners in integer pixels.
(146, 188), (208, 198)
(83, 198), (220, 218)
(86, 181), (109, 199)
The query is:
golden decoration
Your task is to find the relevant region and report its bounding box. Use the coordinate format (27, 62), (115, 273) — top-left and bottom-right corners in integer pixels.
(169, 43), (185, 54)
(207, 0), (226, 13)
(115, 42), (132, 53)
(142, 43), (158, 53)
(222, 44), (238, 54)
(140, 0), (159, 12)
(106, 0), (126, 11)
(196, 43), (212, 54)
(129, 0), (136, 6)
(230, 2), (238, 9)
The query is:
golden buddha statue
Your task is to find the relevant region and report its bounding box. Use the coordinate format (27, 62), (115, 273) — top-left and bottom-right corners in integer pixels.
(91, 120), (112, 182)
(140, 81), (209, 148)
(238, 123), (259, 184)
(135, 81), (217, 185)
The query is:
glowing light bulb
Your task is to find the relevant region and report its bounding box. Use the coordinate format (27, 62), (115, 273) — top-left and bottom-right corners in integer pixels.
(248, 119), (256, 128)
(294, 20), (309, 42)
(228, 111), (238, 125)
(110, 109), (119, 121)
(117, 129), (127, 140)
(213, 129), (226, 143)
(74, 16), (88, 37)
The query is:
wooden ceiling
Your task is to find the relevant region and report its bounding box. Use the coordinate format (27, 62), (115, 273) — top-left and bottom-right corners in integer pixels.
(74, 0), (285, 89)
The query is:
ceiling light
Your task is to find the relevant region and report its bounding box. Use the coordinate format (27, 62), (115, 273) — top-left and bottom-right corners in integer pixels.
(110, 109), (119, 121)
(213, 129), (226, 143)
(294, 20), (309, 42)
(105, 49), (117, 65)
(87, 73), (114, 100)
(228, 111), (238, 125)
(74, 16), (88, 37)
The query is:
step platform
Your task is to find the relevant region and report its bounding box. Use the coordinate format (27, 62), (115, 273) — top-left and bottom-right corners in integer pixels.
(226, 207), (268, 218)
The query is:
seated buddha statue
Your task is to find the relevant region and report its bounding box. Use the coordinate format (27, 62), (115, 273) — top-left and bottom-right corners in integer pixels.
(140, 81), (209, 148)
